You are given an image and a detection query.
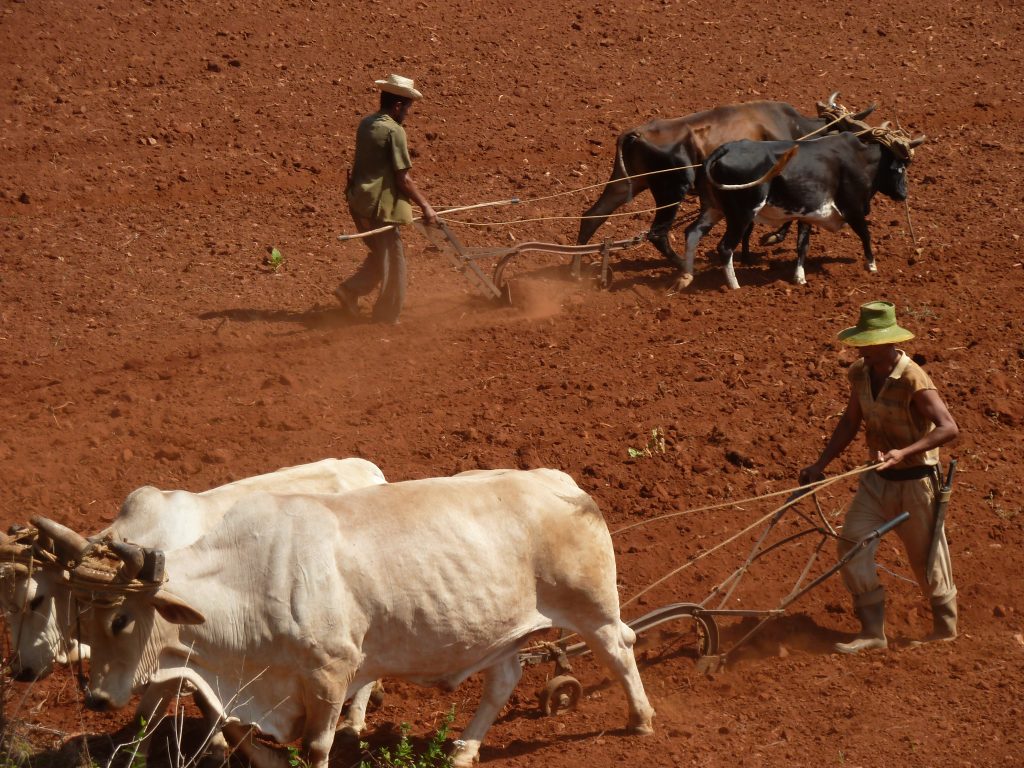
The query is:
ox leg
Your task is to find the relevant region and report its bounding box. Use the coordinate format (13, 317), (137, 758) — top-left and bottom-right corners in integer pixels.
(739, 223), (755, 264)
(846, 216), (877, 274)
(452, 654), (523, 767)
(301, 692), (347, 768)
(578, 177), (636, 246)
(646, 168), (695, 275)
(759, 220), (792, 247)
(576, 177), (638, 278)
(677, 204), (723, 291)
(716, 216), (750, 290)
(646, 202), (683, 269)
(576, 621), (654, 735)
(339, 680), (378, 737)
(793, 222), (812, 285)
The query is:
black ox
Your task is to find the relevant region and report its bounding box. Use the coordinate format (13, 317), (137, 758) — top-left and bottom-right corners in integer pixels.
(700, 129), (925, 290)
(576, 94), (875, 289)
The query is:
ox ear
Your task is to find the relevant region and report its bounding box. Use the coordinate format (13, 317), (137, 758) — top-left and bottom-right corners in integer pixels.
(150, 592), (206, 625)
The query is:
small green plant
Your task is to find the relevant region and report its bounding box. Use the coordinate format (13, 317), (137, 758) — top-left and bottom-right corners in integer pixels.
(266, 247), (285, 271)
(109, 715), (149, 768)
(0, 669), (34, 768)
(902, 302), (936, 322)
(628, 427), (666, 459)
(129, 716), (148, 768)
(287, 745), (309, 768)
(358, 706), (455, 768)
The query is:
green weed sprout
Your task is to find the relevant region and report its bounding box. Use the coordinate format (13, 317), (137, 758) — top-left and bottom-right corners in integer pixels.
(358, 706), (456, 768)
(628, 427), (666, 459)
(266, 247), (285, 272)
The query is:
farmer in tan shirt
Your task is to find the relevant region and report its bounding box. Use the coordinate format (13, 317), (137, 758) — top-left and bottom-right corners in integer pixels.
(336, 74), (436, 324)
(800, 301), (959, 653)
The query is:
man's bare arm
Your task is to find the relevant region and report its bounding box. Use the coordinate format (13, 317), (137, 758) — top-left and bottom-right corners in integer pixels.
(799, 388), (864, 483)
(397, 168), (437, 225)
(876, 389), (959, 469)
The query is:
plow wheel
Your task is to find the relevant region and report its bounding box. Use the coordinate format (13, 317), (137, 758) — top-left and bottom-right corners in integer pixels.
(591, 261), (613, 290)
(691, 611), (720, 658)
(537, 674), (583, 716)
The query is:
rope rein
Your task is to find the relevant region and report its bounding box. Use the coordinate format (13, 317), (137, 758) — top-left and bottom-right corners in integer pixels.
(616, 466), (874, 610)
(519, 463), (876, 655)
(611, 463), (872, 536)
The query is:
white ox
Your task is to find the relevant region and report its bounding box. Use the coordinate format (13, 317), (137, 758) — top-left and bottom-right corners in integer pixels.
(64, 468), (655, 768)
(2, 457), (386, 682)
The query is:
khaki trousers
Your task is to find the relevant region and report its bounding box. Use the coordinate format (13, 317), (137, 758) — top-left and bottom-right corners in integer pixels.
(838, 470), (956, 609)
(344, 209), (407, 324)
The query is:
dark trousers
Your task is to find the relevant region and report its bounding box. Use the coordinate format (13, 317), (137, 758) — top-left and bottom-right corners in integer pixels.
(343, 210), (407, 323)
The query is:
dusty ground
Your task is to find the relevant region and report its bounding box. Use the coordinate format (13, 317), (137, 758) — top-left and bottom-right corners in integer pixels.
(2, 0), (1023, 766)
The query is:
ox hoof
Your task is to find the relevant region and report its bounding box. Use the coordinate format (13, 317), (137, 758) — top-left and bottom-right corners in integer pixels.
(866, 262), (878, 274)
(451, 741), (480, 768)
(337, 724), (361, 740)
(629, 722), (656, 736)
(669, 273), (694, 293)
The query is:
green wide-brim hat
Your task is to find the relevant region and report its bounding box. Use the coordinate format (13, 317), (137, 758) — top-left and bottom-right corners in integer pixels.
(837, 301), (915, 346)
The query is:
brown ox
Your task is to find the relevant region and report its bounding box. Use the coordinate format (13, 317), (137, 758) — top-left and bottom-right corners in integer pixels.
(576, 94), (875, 289)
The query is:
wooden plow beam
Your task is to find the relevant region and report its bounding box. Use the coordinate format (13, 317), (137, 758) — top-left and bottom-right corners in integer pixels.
(416, 221), (646, 302)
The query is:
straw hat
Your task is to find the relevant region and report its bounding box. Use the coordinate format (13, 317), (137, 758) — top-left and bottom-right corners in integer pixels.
(837, 301), (915, 346)
(374, 74), (423, 101)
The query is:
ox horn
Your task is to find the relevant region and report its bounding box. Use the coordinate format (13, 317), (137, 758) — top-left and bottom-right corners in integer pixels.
(109, 540), (146, 582)
(851, 103), (877, 121)
(879, 121), (893, 130)
(30, 516), (93, 566)
(827, 91), (840, 107)
(909, 135), (927, 148)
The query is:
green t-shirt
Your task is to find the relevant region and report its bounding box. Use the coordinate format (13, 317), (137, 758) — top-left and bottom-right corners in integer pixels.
(346, 112), (413, 225)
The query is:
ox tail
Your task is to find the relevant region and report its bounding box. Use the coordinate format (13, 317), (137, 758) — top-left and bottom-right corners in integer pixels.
(707, 146), (799, 191)
(614, 132), (640, 203)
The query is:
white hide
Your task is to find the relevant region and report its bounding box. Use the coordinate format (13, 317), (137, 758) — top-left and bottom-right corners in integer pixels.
(80, 469), (654, 768)
(2, 458), (386, 680)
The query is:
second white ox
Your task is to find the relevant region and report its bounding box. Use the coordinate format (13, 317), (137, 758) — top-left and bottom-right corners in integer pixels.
(4, 457), (386, 682)
(65, 468), (655, 768)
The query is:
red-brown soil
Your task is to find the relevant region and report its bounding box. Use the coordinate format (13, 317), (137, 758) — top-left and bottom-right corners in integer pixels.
(2, 1), (1022, 766)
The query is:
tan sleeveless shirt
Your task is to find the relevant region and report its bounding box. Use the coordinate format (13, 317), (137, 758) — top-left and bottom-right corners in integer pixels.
(848, 352), (939, 468)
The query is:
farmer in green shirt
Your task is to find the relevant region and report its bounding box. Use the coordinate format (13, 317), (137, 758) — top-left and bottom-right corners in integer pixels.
(336, 74), (436, 324)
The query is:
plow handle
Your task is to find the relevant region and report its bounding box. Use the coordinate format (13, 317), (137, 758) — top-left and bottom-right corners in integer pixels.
(875, 511), (911, 538)
(942, 459), (957, 492)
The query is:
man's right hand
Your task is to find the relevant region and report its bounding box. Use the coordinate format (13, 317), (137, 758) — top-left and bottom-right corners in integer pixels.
(799, 463), (826, 486)
(421, 204), (438, 226)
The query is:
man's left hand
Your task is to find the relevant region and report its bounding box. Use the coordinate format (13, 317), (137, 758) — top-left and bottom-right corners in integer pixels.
(876, 448), (908, 470)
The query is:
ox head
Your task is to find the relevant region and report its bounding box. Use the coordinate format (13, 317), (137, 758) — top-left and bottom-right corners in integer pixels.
(870, 124), (927, 201)
(0, 521), (92, 681)
(51, 528), (204, 711)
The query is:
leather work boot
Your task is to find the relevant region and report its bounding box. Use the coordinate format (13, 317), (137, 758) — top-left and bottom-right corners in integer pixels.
(913, 597), (958, 645)
(834, 602), (888, 654)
